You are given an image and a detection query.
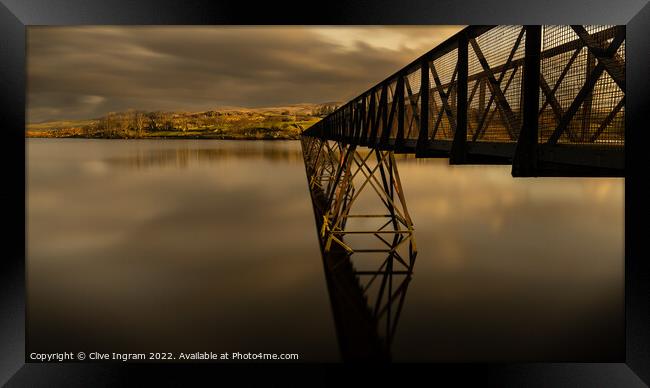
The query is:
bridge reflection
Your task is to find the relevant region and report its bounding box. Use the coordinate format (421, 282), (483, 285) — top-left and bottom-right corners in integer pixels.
(301, 136), (416, 361)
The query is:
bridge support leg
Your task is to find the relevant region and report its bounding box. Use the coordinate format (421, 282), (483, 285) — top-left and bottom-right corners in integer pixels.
(301, 137), (417, 269)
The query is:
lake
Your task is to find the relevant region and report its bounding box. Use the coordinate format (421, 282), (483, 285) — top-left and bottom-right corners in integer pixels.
(27, 138), (624, 362)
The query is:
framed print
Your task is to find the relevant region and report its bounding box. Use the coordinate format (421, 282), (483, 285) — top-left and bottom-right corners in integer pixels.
(1, 0), (648, 385)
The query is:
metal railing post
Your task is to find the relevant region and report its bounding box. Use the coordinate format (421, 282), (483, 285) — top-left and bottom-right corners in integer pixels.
(416, 60), (430, 155)
(396, 73), (405, 148)
(513, 25), (541, 176)
(380, 83), (388, 146)
(450, 33), (468, 164)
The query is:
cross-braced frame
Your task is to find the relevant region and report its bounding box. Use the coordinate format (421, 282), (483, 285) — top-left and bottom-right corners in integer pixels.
(302, 136), (417, 271)
(302, 135), (417, 353)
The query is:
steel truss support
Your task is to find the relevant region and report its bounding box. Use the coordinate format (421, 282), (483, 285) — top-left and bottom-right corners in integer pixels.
(301, 135), (417, 353)
(302, 137), (416, 268)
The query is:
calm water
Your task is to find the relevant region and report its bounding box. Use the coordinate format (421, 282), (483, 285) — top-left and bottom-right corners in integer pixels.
(27, 139), (624, 362)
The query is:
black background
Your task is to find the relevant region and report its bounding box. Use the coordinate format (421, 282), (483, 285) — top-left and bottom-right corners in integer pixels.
(1, 0), (648, 386)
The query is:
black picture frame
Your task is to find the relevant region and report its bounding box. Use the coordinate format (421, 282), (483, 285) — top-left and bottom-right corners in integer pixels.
(1, 0), (648, 385)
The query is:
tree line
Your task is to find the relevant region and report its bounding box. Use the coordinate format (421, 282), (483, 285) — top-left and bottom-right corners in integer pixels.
(311, 104), (339, 117)
(81, 109), (319, 138)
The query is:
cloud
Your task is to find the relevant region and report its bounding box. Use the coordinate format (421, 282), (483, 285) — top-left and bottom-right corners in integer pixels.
(27, 26), (463, 123)
(80, 95), (106, 105)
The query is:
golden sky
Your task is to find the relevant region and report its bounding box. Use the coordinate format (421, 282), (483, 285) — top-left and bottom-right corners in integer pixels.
(27, 26), (463, 122)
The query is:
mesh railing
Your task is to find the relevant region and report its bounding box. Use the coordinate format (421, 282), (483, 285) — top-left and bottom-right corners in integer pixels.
(468, 26), (525, 142)
(430, 48), (458, 141)
(539, 25), (625, 146)
(304, 25), (625, 152)
(404, 65), (421, 140)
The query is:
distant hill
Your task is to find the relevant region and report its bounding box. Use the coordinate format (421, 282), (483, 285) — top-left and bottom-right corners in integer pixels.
(26, 102), (342, 140)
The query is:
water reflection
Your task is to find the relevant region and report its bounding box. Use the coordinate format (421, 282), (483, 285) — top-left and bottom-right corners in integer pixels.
(102, 141), (303, 170)
(317, 245), (413, 361)
(27, 138), (624, 362)
(27, 139), (340, 360)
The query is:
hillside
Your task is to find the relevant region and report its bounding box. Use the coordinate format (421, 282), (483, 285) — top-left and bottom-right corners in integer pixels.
(26, 103), (340, 140)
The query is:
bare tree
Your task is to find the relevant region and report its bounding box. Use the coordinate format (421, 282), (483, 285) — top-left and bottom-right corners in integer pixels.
(130, 111), (146, 138)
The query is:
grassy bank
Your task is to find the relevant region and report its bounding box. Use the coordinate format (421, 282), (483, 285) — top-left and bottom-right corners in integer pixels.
(26, 104), (334, 140)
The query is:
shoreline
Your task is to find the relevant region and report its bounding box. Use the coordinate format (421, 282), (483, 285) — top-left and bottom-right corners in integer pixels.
(25, 134), (302, 140)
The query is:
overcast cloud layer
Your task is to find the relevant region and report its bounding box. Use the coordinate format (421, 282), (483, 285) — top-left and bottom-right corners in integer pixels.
(27, 26), (462, 123)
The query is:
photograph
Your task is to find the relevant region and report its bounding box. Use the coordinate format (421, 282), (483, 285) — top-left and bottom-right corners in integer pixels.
(25, 25), (625, 362)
